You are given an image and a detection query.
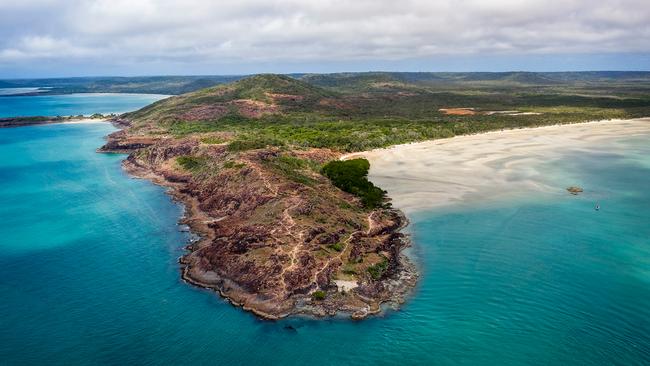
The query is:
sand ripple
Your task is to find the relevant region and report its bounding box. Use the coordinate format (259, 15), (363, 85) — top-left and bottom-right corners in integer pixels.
(346, 118), (650, 213)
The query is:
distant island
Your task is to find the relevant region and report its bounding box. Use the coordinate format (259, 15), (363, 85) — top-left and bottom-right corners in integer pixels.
(92, 72), (650, 318)
(0, 114), (112, 128)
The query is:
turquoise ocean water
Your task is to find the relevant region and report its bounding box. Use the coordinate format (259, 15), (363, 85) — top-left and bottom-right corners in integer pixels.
(0, 96), (649, 365)
(0, 93), (167, 118)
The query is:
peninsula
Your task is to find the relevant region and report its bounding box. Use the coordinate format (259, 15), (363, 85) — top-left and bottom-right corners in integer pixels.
(100, 74), (423, 319)
(90, 72), (649, 319)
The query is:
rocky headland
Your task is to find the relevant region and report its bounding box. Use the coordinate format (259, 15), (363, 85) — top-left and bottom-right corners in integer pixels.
(99, 118), (418, 319)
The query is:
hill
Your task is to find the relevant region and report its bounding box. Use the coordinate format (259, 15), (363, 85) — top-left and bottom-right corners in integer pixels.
(298, 71), (650, 95)
(118, 72), (650, 151)
(102, 74), (419, 319)
(124, 74), (340, 131)
(97, 72), (650, 319)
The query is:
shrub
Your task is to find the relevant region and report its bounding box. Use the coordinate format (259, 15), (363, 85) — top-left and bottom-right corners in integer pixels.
(264, 155), (316, 185)
(321, 158), (386, 209)
(342, 264), (358, 275)
(176, 155), (204, 171)
(223, 161), (245, 169)
(329, 242), (344, 252)
(168, 121), (221, 136)
(219, 113), (251, 124)
(227, 136), (285, 152)
(312, 290), (326, 300)
(367, 257), (389, 280)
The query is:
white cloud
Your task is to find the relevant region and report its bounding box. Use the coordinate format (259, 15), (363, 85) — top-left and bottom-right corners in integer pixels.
(0, 0), (648, 69)
(0, 36), (97, 60)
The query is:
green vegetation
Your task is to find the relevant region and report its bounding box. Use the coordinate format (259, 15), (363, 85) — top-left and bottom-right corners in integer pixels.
(367, 257), (389, 280)
(121, 73), (650, 153)
(227, 136), (285, 152)
(321, 159), (386, 209)
(342, 264), (358, 275)
(222, 161), (245, 169)
(262, 155), (316, 185)
(4, 72), (650, 97)
(301, 71), (650, 98)
(167, 121), (222, 136)
(329, 242), (344, 252)
(111, 72), (650, 158)
(176, 155), (205, 172)
(200, 136), (226, 144)
(213, 74), (336, 105)
(312, 290), (326, 300)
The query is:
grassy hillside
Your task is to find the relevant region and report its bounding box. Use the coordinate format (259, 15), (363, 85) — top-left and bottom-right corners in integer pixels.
(121, 72), (650, 152)
(124, 74), (340, 130)
(299, 71), (650, 97)
(99, 71), (650, 318)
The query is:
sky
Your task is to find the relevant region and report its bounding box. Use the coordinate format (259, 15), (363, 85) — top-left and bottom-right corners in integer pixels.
(0, 0), (649, 78)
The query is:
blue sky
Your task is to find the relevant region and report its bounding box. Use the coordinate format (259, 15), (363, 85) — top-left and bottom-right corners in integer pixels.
(1, 0), (649, 78)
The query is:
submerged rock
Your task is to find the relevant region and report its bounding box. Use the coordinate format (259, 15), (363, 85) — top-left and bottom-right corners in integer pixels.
(567, 186), (584, 195)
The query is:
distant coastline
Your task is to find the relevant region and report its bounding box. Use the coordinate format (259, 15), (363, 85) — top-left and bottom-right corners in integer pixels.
(0, 93), (169, 122)
(0, 87), (50, 96)
(0, 116), (110, 128)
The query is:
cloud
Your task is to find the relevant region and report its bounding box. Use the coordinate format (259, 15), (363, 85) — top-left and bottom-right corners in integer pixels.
(0, 36), (97, 60)
(0, 0), (648, 74)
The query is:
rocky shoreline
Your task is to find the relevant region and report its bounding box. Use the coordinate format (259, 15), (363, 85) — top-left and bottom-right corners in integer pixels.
(99, 121), (418, 320)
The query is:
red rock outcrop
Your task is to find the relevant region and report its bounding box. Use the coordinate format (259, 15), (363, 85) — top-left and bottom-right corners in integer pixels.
(101, 126), (417, 319)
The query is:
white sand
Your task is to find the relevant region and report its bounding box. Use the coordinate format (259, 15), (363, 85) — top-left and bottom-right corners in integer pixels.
(36, 118), (109, 126)
(57, 118), (108, 125)
(334, 280), (359, 292)
(345, 118), (650, 214)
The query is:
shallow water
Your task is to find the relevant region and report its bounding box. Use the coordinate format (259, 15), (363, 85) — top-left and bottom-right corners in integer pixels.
(0, 93), (168, 118)
(0, 88), (48, 96)
(0, 122), (649, 365)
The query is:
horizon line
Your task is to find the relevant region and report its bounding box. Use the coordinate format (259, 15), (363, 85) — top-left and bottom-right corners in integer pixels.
(2, 70), (650, 81)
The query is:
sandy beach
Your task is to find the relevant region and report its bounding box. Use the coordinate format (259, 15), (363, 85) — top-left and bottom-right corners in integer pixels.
(346, 118), (650, 214)
(59, 118), (109, 124)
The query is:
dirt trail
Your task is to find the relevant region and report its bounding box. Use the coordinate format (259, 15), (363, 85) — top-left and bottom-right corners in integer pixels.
(276, 199), (306, 293)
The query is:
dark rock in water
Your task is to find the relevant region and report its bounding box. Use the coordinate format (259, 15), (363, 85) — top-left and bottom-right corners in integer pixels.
(567, 186), (584, 195)
(283, 325), (297, 332)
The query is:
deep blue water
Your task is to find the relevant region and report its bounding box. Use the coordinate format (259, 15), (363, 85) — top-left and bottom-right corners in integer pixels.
(0, 93), (168, 118)
(0, 119), (649, 364)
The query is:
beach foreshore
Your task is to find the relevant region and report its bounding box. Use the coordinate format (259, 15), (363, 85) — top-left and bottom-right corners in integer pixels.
(345, 118), (650, 214)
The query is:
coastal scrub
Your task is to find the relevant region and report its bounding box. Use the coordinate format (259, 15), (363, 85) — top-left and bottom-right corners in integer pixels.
(321, 158), (387, 209)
